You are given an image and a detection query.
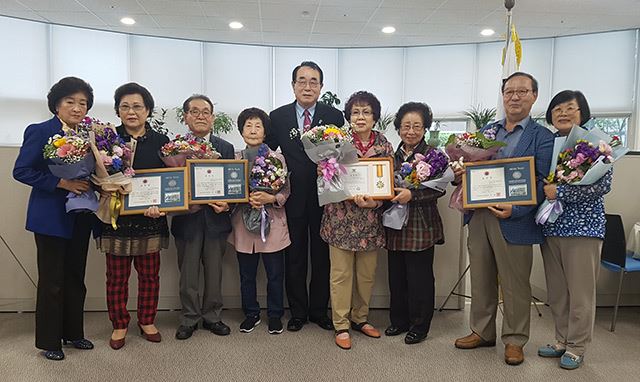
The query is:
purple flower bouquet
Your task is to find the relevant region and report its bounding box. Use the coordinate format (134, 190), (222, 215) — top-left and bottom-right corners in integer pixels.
(242, 144), (288, 242)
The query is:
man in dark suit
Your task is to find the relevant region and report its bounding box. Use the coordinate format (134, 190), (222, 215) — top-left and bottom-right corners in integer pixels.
(266, 61), (345, 332)
(173, 95), (235, 340)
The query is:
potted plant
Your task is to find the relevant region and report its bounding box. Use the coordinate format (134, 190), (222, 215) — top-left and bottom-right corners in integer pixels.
(150, 108), (169, 136)
(319, 91), (341, 108)
(428, 120), (441, 147)
(374, 112), (394, 132)
(463, 105), (497, 131)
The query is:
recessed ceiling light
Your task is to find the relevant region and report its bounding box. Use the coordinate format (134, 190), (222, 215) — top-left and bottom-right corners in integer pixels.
(120, 17), (136, 26)
(229, 21), (243, 30)
(480, 28), (495, 37)
(382, 26), (396, 34)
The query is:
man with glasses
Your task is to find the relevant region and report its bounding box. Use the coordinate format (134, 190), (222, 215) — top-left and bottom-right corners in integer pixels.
(453, 72), (554, 365)
(266, 61), (345, 332)
(173, 94), (235, 340)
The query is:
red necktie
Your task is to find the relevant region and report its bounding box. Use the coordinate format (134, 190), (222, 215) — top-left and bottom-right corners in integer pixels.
(303, 109), (311, 131)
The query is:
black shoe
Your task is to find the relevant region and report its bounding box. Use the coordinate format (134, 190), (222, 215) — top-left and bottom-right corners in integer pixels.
(203, 321), (231, 336)
(268, 318), (284, 335)
(43, 350), (65, 361)
(404, 331), (427, 345)
(240, 316), (261, 333)
(286, 318), (306, 332)
(62, 338), (94, 350)
(385, 325), (409, 336)
(309, 316), (334, 331)
(175, 324), (197, 340)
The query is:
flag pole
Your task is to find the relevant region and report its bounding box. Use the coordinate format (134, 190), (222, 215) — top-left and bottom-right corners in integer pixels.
(504, 0), (515, 73)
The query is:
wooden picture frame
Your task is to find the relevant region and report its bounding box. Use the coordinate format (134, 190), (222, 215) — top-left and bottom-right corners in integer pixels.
(343, 157), (395, 200)
(121, 167), (189, 215)
(462, 156), (537, 209)
(186, 159), (249, 204)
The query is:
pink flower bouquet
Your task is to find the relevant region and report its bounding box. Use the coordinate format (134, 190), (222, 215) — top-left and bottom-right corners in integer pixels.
(445, 126), (506, 211)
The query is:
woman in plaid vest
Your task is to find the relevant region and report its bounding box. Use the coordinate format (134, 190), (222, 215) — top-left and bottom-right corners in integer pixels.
(384, 102), (445, 345)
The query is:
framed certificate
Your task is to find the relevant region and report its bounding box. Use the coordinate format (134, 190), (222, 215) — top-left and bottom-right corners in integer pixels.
(187, 159), (249, 204)
(121, 167), (189, 215)
(343, 157), (394, 200)
(462, 156), (537, 209)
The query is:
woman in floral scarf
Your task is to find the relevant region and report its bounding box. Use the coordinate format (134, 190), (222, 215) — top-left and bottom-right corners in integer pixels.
(319, 91), (394, 350)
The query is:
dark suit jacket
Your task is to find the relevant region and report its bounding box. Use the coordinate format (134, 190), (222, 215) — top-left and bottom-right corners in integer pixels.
(171, 135), (235, 241)
(266, 101), (344, 217)
(464, 118), (554, 245)
(13, 116), (81, 239)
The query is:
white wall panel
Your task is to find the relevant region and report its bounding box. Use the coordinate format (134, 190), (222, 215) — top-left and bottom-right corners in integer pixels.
(205, 43), (272, 149)
(405, 44), (475, 116)
(476, 41), (504, 113)
(553, 30), (636, 113)
(338, 48), (404, 117)
(0, 17), (48, 100)
(51, 25), (128, 103)
(130, 35), (202, 109)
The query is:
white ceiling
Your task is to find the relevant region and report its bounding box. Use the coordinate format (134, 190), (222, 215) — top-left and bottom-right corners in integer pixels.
(2, 0), (640, 47)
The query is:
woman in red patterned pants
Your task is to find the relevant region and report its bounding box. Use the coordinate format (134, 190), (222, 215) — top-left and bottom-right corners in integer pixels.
(97, 83), (170, 350)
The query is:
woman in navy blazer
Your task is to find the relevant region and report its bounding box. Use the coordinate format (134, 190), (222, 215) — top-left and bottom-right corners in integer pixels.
(13, 77), (98, 361)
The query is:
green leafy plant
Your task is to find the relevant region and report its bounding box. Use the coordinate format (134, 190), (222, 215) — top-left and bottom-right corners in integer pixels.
(463, 105), (497, 130)
(150, 108), (169, 136)
(319, 91), (341, 108)
(213, 111), (235, 135)
(173, 106), (235, 136)
(374, 112), (394, 132)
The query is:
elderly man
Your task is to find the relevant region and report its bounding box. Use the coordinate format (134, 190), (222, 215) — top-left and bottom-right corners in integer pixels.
(266, 61), (345, 332)
(454, 72), (554, 365)
(173, 94), (235, 340)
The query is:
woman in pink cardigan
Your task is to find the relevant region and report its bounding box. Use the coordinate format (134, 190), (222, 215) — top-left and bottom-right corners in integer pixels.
(228, 107), (290, 335)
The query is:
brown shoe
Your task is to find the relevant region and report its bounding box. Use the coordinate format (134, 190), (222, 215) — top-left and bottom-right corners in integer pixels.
(335, 331), (351, 350)
(504, 344), (524, 365)
(351, 321), (381, 338)
(454, 332), (496, 349)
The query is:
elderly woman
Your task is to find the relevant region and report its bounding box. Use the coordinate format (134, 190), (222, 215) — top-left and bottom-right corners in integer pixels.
(538, 90), (612, 370)
(13, 77), (97, 360)
(97, 82), (169, 350)
(228, 107), (290, 335)
(385, 102), (445, 345)
(320, 91), (394, 350)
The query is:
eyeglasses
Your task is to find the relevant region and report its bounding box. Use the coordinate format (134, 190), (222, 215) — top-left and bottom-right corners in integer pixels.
(188, 109), (213, 118)
(503, 89), (532, 98)
(295, 79), (320, 89)
(400, 124), (425, 132)
(552, 105), (580, 115)
(118, 104), (146, 113)
(350, 110), (373, 118)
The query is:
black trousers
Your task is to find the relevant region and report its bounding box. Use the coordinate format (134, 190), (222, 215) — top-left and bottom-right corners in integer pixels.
(33, 213), (94, 351)
(387, 247), (435, 334)
(285, 201), (330, 320)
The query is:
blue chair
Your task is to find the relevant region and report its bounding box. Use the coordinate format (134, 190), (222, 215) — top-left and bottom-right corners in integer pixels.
(600, 214), (640, 332)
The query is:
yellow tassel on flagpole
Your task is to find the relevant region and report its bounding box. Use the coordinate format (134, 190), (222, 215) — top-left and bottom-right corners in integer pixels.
(512, 24), (522, 67)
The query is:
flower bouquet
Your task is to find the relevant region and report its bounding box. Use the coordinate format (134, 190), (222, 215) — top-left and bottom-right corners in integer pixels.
(242, 144), (288, 242)
(535, 126), (628, 225)
(300, 124), (358, 206)
(43, 127), (98, 213)
(159, 133), (220, 167)
(383, 147), (454, 230)
(445, 126), (506, 211)
(87, 118), (136, 229)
